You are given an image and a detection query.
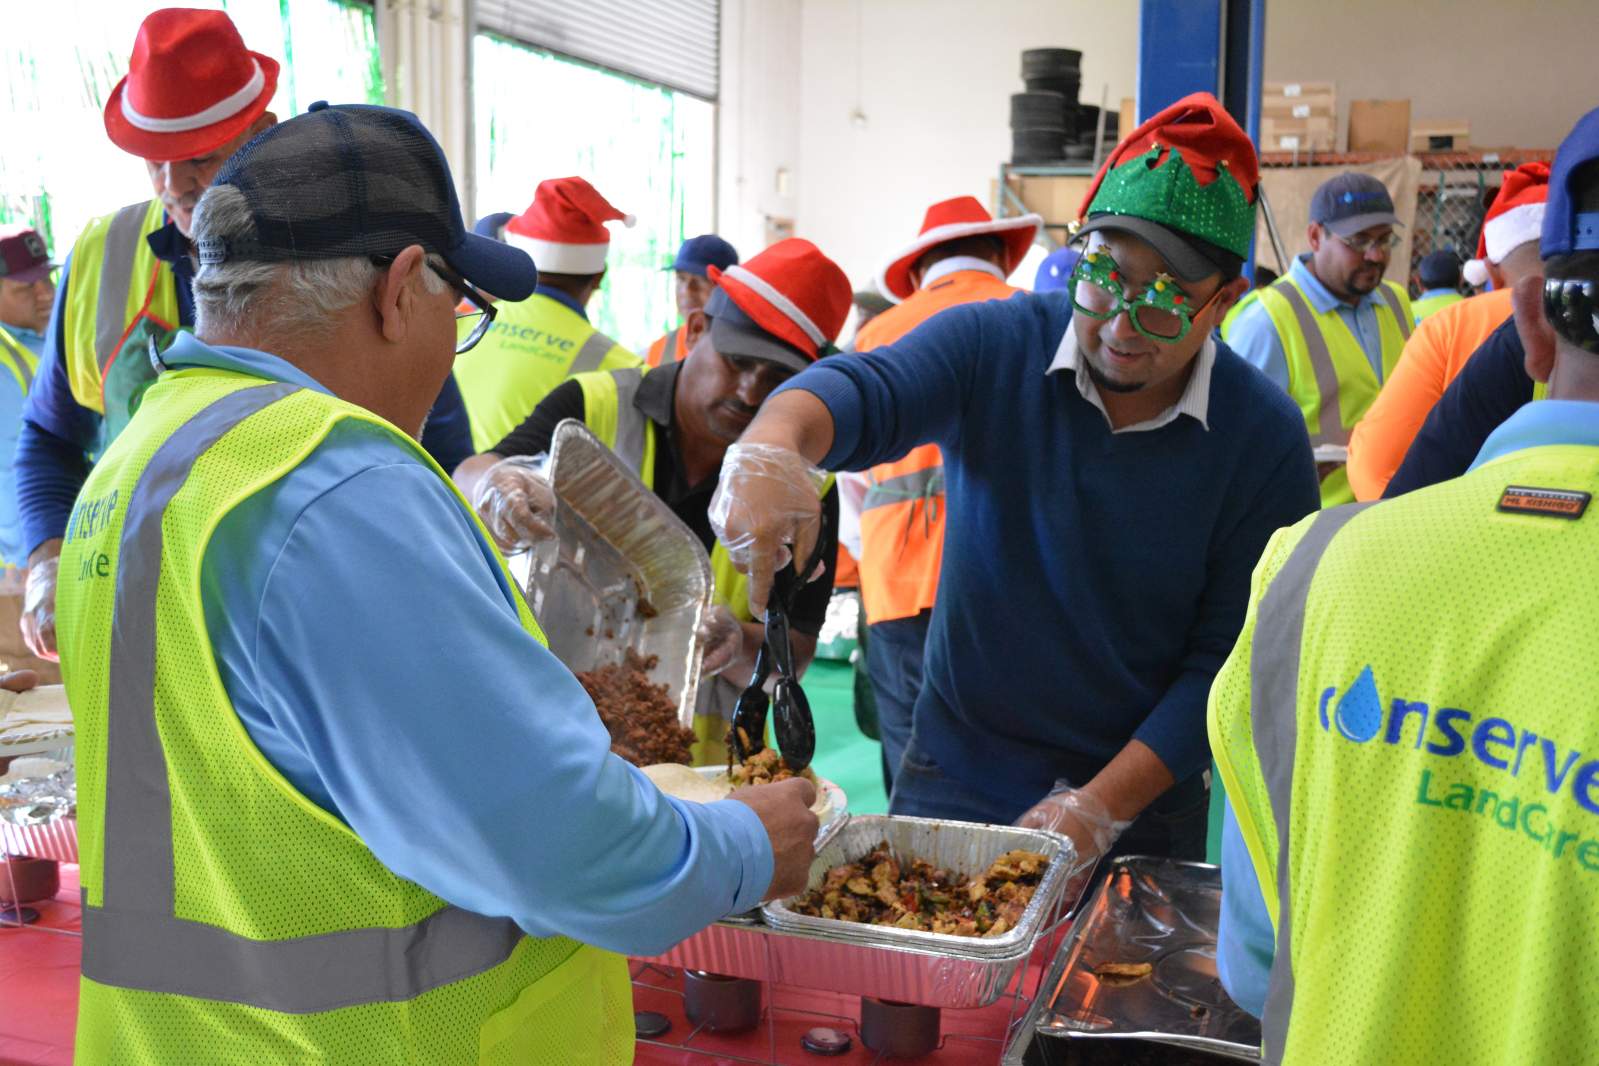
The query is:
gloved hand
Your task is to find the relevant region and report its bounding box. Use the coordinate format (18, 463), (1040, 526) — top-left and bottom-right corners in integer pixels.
(471, 455), (557, 554)
(1015, 782), (1131, 896)
(20, 555), (60, 662)
(696, 604), (744, 678)
(708, 443), (829, 619)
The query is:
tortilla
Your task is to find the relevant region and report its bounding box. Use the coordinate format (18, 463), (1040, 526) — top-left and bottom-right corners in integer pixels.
(641, 763), (836, 823)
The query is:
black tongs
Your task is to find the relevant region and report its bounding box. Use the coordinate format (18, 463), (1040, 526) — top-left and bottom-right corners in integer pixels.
(730, 546), (822, 773)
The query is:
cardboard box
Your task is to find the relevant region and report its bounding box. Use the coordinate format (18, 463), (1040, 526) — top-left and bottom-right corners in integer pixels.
(991, 174), (1094, 227)
(1260, 115), (1335, 152)
(1261, 94), (1336, 119)
(1348, 99), (1411, 154)
(1119, 97), (1136, 140)
(1410, 120), (1470, 153)
(1264, 81), (1336, 99)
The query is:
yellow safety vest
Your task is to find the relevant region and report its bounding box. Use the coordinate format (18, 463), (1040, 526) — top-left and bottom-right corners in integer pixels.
(62, 199), (182, 446)
(0, 324), (38, 399)
(1256, 275), (1413, 507)
(57, 366), (631, 1064)
(1219, 286), (1264, 339)
(454, 292), (641, 453)
(1209, 437), (1599, 1065)
(1411, 289), (1464, 321)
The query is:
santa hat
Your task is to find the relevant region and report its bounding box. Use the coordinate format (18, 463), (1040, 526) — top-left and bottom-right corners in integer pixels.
(1476, 162), (1550, 264)
(1462, 258), (1491, 289)
(705, 238), (851, 370)
(104, 9), (280, 161)
(877, 196), (1041, 302)
(504, 177), (635, 274)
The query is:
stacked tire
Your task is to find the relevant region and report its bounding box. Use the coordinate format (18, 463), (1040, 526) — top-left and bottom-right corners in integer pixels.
(1011, 48), (1082, 165)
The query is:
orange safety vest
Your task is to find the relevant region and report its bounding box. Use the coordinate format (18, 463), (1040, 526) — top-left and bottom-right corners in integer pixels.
(852, 269), (1023, 625)
(644, 325), (690, 368)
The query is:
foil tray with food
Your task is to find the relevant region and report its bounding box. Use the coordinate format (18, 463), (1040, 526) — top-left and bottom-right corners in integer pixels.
(762, 815), (1075, 960)
(512, 419), (711, 733)
(1001, 856), (1262, 1064)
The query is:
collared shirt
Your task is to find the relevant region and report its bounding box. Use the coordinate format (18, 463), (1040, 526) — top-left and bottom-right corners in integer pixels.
(0, 324), (43, 567)
(161, 335), (770, 955)
(1217, 395), (1599, 1018)
(534, 282), (589, 321)
(918, 256), (1007, 288)
(1418, 286), (1462, 306)
(1048, 320), (1215, 433)
(1226, 254), (1395, 392)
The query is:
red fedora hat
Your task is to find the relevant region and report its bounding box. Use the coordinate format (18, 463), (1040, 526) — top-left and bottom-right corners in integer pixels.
(877, 196), (1041, 302)
(103, 9), (280, 161)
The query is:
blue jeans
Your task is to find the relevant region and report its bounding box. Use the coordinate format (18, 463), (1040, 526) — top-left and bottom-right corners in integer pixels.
(889, 737), (1209, 863)
(865, 611), (931, 794)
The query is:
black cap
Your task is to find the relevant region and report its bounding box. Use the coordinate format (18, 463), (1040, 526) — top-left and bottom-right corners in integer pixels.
(201, 102), (538, 301)
(1074, 215), (1243, 281)
(1417, 250), (1461, 289)
(705, 287), (811, 374)
(1310, 173), (1402, 237)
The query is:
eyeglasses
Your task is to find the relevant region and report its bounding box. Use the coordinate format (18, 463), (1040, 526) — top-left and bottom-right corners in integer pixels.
(1068, 249), (1222, 343)
(370, 253), (496, 353)
(1329, 230), (1402, 256)
(1544, 276), (1599, 355)
(730, 548), (822, 773)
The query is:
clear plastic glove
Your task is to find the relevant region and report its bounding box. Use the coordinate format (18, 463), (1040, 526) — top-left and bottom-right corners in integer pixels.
(707, 442), (829, 618)
(472, 455), (557, 554)
(696, 604), (744, 678)
(21, 555), (60, 662)
(1015, 782), (1131, 895)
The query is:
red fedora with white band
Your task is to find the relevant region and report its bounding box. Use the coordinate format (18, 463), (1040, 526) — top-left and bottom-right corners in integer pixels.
(104, 9), (279, 161)
(877, 195), (1041, 302)
(504, 177), (635, 275)
(705, 238), (851, 372)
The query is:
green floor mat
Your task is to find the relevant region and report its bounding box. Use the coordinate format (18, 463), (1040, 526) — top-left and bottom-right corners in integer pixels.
(800, 660), (889, 815)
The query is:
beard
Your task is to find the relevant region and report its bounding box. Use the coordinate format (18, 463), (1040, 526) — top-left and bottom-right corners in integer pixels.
(1084, 356), (1146, 394)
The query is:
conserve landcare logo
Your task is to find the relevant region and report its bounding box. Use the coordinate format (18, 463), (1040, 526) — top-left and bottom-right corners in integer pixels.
(1320, 666), (1599, 871)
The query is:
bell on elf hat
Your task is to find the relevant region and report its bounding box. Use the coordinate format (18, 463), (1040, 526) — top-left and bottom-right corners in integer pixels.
(1476, 162), (1550, 265)
(876, 196), (1042, 302)
(104, 8), (280, 161)
(703, 238), (852, 373)
(504, 177), (635, 275)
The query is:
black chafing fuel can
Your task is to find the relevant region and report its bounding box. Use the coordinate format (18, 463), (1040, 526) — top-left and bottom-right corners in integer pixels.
(682, 970), (762, 1032)
(860, 997), (941, 1057)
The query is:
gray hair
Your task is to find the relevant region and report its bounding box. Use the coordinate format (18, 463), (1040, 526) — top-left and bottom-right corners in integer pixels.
(191, 184), (448, 339)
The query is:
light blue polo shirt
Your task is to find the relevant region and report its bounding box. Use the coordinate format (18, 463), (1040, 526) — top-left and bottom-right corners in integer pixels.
(0, 324), (44, 567)
(1226, 255), (1396, 392)
(159, 335), (770, 956)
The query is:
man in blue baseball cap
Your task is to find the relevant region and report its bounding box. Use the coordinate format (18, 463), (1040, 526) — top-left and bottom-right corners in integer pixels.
(1212, 104), (1599, 1064)
(1226, 171), (1417, 505)
(56, 102), (817, 1063)
(644, 233), (739, 367)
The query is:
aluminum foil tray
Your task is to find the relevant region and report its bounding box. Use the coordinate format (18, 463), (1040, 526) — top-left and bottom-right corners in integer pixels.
(512, 420), (712, 729)
(641, 913), (1037, 1009)
(690, 766), (849, 851)
(1002, 856), (1261, 1064)
(761, 815), (1074, 960)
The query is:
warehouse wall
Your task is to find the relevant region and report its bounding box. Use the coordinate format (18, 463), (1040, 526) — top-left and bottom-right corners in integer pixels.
(718, 0), (805, 264)
(1264, 0), (1599, 152)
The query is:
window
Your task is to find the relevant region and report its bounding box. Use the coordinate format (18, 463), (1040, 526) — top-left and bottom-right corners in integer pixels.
(474, 33), (716, 351)
(0, 0), (382, 258)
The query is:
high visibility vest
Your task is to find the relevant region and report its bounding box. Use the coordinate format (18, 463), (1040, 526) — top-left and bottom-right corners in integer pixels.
(61, 199), (182, 446)
(1411, 289), (1464, 321)
(852, 269), (1022, 624)
(454, 291), (641, 453)
(57, 366), (631, 1064)
(1219, 286), (1264, 339)
(1256, 275), (1413, 507)
(1209, 435), (1599, 1065)
(644, 325), (689, 369)
(0, 324), (38, 400)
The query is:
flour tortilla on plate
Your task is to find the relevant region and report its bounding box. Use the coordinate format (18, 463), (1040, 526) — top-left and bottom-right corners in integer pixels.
(641, 763), (835, 822)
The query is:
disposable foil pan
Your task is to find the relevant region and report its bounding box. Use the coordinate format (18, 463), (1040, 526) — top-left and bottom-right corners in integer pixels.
(761, 815), (1074, 959)
(1002, 856), (1261, 1064)
(512, 419), (712, 729)
(642, 914), (1037, 1009)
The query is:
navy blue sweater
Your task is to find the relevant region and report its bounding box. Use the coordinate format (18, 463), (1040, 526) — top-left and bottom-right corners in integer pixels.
(783, 291), (1319, 815)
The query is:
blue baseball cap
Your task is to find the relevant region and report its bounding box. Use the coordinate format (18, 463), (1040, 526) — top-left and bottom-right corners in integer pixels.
(1543, 105), (1599, 258)
(1034, 246), (1081, 292)
(473, 211), (515, 241)
(671, 234), (739, 277)
(1310, 172), (1402, 237)
(203, 102), (539, 301)
(1417, 250), (1461, 289)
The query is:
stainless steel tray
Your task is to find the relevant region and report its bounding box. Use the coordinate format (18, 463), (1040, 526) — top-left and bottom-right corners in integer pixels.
(761, 814), (1075, 960)
(512, 419), (712, 729)
(1002, 856), (1262, 1064)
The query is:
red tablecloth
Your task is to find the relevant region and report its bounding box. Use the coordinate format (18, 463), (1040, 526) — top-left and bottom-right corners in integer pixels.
(0, 863), (80, 1066)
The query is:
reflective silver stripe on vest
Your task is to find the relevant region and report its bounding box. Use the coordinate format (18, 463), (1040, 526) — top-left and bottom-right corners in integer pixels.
(1272, 281), (1346, 448)
(610, 367), (648, 471)
(571, 329), (618, 374)
(1375, 284), (1413, 341)
(0, 331), (34, 391)
(95, 201), (154, 372)
(1248, 503), (1371, 1064)
(85, 382), (525, 1011)
(661, 327), (679, 364)
(862, 467), (944, 512)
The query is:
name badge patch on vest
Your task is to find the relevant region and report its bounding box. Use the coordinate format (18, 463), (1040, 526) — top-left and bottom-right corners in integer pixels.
(1497, 485), (1591, 519)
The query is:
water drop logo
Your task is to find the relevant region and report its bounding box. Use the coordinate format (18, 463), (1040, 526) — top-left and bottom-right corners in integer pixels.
(1323, 665), (1383, 743)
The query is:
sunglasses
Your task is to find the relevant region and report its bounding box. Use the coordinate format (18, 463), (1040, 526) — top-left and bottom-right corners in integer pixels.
(1329, 230), (1401, 256)
(1544, 275), (1599, 355)
(370, 253), (496, 353)
(730, 547), (823, 773)
(1068, 249), (1223, 343)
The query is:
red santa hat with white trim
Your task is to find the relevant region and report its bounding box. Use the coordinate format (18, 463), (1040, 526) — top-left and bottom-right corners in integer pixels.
(876, 196), (1042, 302)
(1476, 162), (1550, 264)
(703, 238), (852, 373)
(504, 177), (635, 275)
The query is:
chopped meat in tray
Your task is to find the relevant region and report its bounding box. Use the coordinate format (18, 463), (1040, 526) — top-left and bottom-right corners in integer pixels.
(576, 650), (695, 766)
